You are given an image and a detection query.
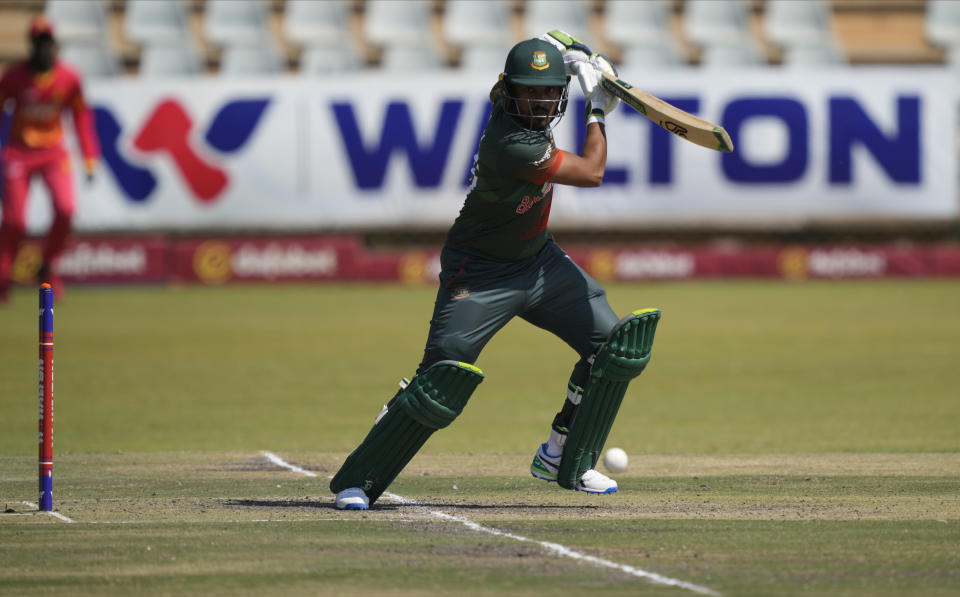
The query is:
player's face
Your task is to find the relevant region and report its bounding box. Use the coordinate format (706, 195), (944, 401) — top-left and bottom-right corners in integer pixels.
(29, 36), (57, 72)
(514, 85), (563, 128)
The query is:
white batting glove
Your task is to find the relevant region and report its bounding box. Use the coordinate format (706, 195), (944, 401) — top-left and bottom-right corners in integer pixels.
(574, 62), (617, 126)
(588, 53), (619, 116)
(538, 30), (593, 77)
(590, 52), (618, 78)
(571, 61), (598, 98)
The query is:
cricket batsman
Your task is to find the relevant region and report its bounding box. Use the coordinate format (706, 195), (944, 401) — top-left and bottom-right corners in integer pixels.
(0, 16), (100, 304)
(330, 32), (661, 510)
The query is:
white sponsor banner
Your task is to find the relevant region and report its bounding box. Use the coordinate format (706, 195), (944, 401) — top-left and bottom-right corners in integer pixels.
(15, 67), (957, 232)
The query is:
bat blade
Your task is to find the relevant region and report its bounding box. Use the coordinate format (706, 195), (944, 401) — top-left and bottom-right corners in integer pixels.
(600, 71), (734, 153)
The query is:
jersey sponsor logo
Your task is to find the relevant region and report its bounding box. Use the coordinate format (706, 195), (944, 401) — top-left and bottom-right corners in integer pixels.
(531, 51), (549, 70)
(92, 98), (270, 204)
(515, 183), (552, 214)
(451, 286), (470, 299)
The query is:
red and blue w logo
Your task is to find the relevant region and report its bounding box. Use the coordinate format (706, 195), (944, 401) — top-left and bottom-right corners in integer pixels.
(94, 97), (270, 203)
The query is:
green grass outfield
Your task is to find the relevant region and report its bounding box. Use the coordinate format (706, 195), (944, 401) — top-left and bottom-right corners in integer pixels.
(1, 281), (958, 596)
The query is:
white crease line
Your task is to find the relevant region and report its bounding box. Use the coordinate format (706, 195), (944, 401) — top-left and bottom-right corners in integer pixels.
(262, 451), (720, 596)
(263, 451), (317, 477)
(18, 501), (75, 523)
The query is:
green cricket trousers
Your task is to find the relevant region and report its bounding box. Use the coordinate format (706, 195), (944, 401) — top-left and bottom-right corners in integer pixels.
(417, 237), (620, 388)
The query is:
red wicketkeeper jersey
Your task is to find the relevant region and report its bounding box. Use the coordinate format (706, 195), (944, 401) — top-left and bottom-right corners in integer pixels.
(0, 59), (99, 167)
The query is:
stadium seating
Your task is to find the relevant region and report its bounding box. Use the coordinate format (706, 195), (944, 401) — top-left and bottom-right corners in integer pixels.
(379, 42), (445, 71)
(364, 0), (433, 46)
(699, 39), (766, 68)
(219, 37), (283, 75)
(300, 43), (364, 74)
(45, 0), (109, 42)
(0, 0), (942, 77)
(59, 41), (119, 77)
(204, 0), (270, 47)
(364, 0), (441, 69)
(283, 0), (351, 48)
(765, 0), (835, 47)
(443, 0), (512, 70)
(139, 42), (204, 77)
(124, 0), (191, 47)
(284, 0), (363, 73)
(605, 0), (675, 48)
(620, 41), (687, 69)
(523, 0), (592, 41)
(683, 0), (753, 46)
(925, 0), (960, 49)
(605, 0), (687, 68)
(458, 44), (510, 71)
(781, 41), (847, 68)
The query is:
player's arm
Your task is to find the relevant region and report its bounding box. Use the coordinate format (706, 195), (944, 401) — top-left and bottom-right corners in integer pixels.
(549, 124), (606, 187)
(549, 60), (619, 188)
(68, 82), (100, 178)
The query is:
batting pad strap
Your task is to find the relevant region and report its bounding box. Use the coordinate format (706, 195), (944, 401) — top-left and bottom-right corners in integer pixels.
(329, 361), (484, 505)
(566, 381), (584, 405)
(556, 309), (660, 489)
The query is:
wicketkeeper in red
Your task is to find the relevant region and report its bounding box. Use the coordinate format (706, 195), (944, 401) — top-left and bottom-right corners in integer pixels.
(0, 16), (100, 303)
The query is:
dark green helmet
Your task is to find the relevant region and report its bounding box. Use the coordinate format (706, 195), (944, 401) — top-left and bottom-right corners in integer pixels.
(503, 38), (566, 87)
(500, 38), (569, 130)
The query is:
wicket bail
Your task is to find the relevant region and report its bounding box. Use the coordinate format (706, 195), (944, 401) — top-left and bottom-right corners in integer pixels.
(38, 283), (54, 511)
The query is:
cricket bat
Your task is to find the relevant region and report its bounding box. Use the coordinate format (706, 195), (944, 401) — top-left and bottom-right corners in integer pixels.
(600, 71), (734, 153)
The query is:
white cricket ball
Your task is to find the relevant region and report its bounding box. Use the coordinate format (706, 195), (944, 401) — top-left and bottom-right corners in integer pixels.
(603, 447), (628, 473)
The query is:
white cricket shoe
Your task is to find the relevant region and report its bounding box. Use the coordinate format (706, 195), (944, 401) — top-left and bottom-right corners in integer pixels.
(335, 487), (369, 510)
(576, 468), (618, 494)
(530, 442), (618, 494)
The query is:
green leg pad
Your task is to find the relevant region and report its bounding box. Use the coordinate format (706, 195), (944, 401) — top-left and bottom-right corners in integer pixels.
(330, 360), (483, 504)
(557, 308), (660, 489)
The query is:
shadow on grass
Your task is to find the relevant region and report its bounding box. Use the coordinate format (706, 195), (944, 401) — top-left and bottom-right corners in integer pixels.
(225, 499), (598, 512)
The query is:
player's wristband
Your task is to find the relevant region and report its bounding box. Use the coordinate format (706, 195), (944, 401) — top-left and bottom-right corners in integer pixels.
(585, 107), (605, 126)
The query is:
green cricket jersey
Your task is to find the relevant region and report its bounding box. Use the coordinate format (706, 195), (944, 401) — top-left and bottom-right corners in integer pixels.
(445, 97), (564, 261)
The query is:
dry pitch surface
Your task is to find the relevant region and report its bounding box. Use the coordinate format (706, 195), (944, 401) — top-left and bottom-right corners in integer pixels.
(3, 451), (959, 597)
